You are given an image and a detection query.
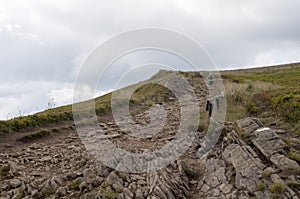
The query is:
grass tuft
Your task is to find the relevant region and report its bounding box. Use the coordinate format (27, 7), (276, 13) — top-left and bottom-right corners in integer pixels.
(19, 129), (50, 141)
(269, 182), (285, 194)
(101, 188), (118, 199)
(69, 178), (82, 190)
(257, 181), (265, 191)
(288, 151), (300, 163)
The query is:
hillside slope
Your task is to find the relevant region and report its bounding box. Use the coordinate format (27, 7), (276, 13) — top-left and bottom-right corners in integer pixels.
(0, 62), (299, 198)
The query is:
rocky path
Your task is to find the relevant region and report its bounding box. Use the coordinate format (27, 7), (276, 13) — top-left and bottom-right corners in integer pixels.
(1, 115), (300, 199)
(1, 74), (300, 198)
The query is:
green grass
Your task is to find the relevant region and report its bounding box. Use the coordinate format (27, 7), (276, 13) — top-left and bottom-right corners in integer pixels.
(101, 188), (118, 199)
(288, 151), (300, 163)
(256, 88), (300, 123)
(222, 63), (300, 87)
(69, 178), (82, 190)
(262, 170), (272, 178)
(246, 67), (300, 87)
(0, 108), (73, 134)
(257, 181), (265, 191)
(269, 182), (285, 194)
(130, 83), (171, 104)
(0, 63), (299, 137)
(19, 129), (51, 141)
(286, 180), (300, 188)
(18, 125), (75, 142)
(222, 63), (300, 135)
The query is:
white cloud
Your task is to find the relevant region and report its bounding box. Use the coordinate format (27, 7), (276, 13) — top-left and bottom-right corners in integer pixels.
(255, 43), (300, 66)
(0, 81), (74, 119)
(0, 0), (300, 119)
(47, 83), (74, 106)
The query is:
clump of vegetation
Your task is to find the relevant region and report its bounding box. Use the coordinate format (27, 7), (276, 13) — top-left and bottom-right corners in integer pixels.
(40, 188), (53, 198)
(16, 190), (24, 199)
(222, 64), (300, 135)
(222, 74), (245, 83)
(69, 178), (82, 190)
(0, 165), (9, 177)
(0, 107), (73, 134)
(269, 182), (285, 194)
(98, 182), (118, 198)
(269, 89), (300, 123)
(60, 125), (74, 131)
(246, 101), (259, 115)
(288, 151), (300, 163)
(19, 129), (50, 141)
(96, 103), (112, 116)
(286, 180), (300, 188)
(17, 125), (75, 142)
(101, 188), (118, 199)
(131, 83), (172, 104)
(257, 181), (265, 191)
(281, 137), (293, 149)
(50, 127), (59, 132)
(246, 82), (254, 92)
(262, 170), (272, 178)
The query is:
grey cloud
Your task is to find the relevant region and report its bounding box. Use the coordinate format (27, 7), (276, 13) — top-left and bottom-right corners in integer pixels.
(1, 0), (300, 119)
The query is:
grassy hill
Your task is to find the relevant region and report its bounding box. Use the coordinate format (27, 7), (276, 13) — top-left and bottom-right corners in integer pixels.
(222, 62), (300, 134)
(0, 62), (299, 136)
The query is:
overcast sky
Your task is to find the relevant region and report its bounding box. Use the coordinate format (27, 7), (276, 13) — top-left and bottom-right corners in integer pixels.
(1, 0), (300, 120)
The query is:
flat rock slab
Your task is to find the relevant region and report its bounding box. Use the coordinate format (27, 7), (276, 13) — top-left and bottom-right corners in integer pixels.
(223, 144), (268, 198)
(270, 153), (300, 171)
(252, 128), (287, 158)
(236, 117), (264, 134)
